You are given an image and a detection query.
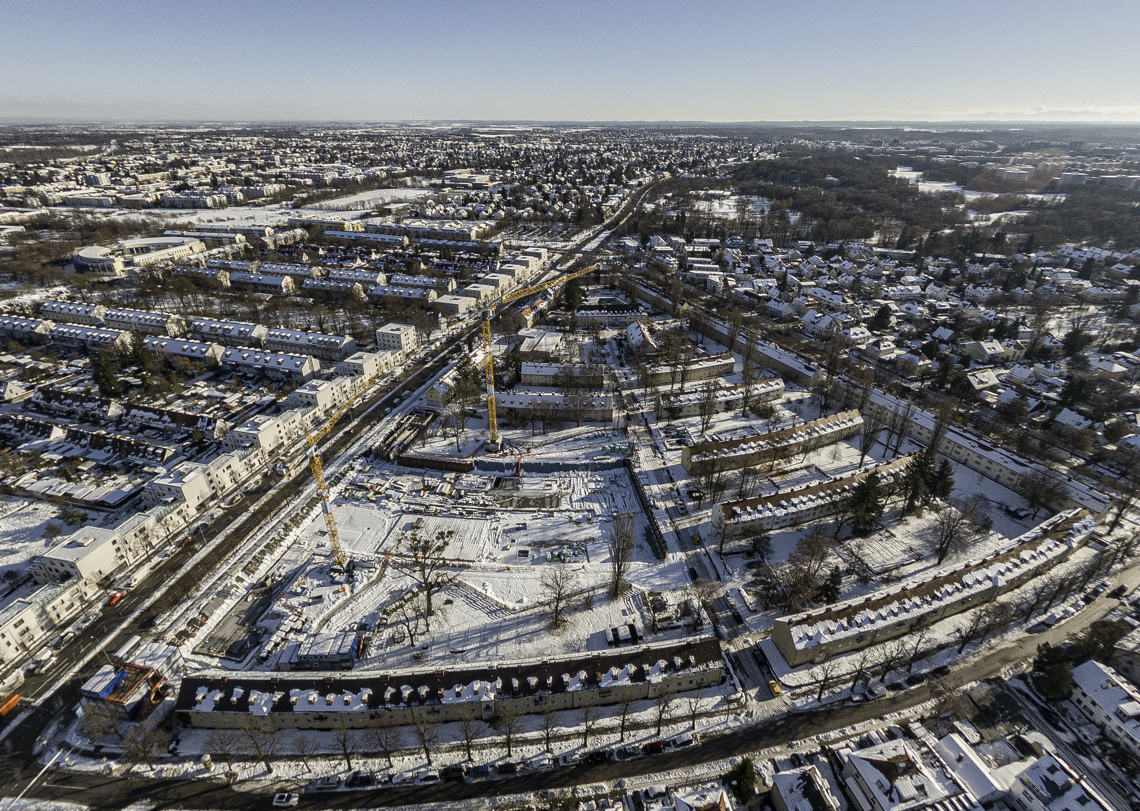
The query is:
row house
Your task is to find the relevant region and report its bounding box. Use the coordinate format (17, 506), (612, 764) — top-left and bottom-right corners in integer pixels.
(175, 637), (723, 731)
(219, 349), (320, 382)
(772, 510), (1095, 666)
(48, 324), (133, 353)
(682, 410), (863, 477)
(39, 300), (106, 326)
(189, 318), (267, 348)
(103, 307), (187, 337)
(264, 328), (357, 362)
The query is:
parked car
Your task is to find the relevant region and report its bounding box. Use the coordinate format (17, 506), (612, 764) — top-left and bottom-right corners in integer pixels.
(615, 745), (643, 762)
(768, 680), (782, 697)
(391, 772), (415, 785)
(557, 752), (581, 767)
(271, 794), (299, 808)
(497, 762), (518, 775)
(526, 756), (554, 771)
(346, 770), (374, 788)
(441, 765), (467, 781)
(416, 769), (441, 784)
(671, 732), (696, 748)
(469, 764), (490, 779)
(642, 741), (666, 756)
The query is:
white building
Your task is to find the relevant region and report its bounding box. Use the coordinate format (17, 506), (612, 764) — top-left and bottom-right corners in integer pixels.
(1071, 660), (1140, 759)
(264, 328), (356, 362)
(219, 349), (320, 381)
(189, 319), (268, 348)
(375, 323), (419, 356)
(103, 307), (187, 337)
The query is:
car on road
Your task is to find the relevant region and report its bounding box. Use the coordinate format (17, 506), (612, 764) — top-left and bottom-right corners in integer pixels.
(415, 769), (441, 784)
(1109, 585), (1128, 600)
(497, 762), (518, 775)
(525, 756), (554, 771)
(346, 770), (375, 788)
(105, 591), (124, 607)
(615, 745), (644, 762)
(584, 749), (614, 765)
(440, 765), (467, 781)
(642, 741), (666, 756)
(271, 794), (299, 808)
(671, 732), (696, 748)
(391, 771), (415, 785)
(768, 680), (782, 697)
(469, 764), (490, 779)
(905, 673), (927, 687)
(557, 752), (581, 767)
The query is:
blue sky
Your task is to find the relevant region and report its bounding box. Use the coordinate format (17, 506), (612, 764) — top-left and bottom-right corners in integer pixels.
(3, 0), (1139, 122)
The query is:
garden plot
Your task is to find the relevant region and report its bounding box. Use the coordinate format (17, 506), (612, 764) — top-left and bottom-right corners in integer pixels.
(0, 497), (67, 577)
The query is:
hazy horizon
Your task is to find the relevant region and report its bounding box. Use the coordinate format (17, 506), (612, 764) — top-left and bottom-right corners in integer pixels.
(4, 0), (1138, 124)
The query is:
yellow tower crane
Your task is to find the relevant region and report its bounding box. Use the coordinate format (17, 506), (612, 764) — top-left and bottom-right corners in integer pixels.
(279, 364), (386, 568)
(482, 265), (596, 447)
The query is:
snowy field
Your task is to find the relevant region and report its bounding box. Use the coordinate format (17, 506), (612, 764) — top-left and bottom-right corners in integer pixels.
(0, 497), (66, 578)
(188, 462), (686, 674)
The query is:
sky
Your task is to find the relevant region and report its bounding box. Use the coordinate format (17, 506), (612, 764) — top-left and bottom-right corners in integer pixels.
(3, 0), (1139, 123)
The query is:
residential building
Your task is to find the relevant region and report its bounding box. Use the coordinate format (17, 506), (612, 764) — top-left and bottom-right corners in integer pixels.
(772, 510), (1095, 666)
(218, 349), (320, 381)
(264, 328), (356, 362)
(189, 319), (268, 348)
(175, 637), (723, 731)
(374, 323), (419, 357)
(1071, 660), (1140, 759)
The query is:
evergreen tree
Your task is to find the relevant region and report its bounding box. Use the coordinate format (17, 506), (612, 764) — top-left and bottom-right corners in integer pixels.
(128, 332), (153, 371)
(91, 348), (121, 397)
(933, 458), (955, 500)
(816, 566), (843, 603)
(867, 304), (893, 333)
(902, 450), (935, 516)
(850, 472), (884, 536)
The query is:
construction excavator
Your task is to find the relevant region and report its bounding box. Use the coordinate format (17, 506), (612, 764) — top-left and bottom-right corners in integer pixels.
(480, 265), (596, 449)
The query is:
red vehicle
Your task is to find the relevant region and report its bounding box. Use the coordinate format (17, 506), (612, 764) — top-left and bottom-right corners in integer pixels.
(105, 591), (124, 607)
(642, 740), (666, 756)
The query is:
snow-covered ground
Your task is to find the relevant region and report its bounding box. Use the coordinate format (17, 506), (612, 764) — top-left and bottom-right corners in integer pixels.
(0, 497), (66, 578)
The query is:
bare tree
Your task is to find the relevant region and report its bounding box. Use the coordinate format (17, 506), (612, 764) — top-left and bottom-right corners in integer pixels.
(540, 708), (559, 752)
(205, 728), (240, 766)
(1018, 468), (1069, 520)
(956, 601), (1013, 654)
(124, 726), (167, 771)
(390, 528), (455, 630)
(905, 625), (933, 672)
(698, 382), (720, 434)
(290, 731), (319, 773)
(541, 561), (578, 629)
(685, 696), (702, 731)
(708, 514), (733, 562)
(814, 658), (841, 702)
(330, 716), (358, 771)
(848, 647), (876, 692)
(930, 497), (988, 564)
(457, 717), (483, 762)
(653, 690), (676, 737)
(411, 716), (439, 766)
(618, 697), (637, 741)
(497, 706), (523, 759)
(873, 639), (909, 684)
(79, 712), (123, 744)
(608, 512), (636, 598)
(239, 717), (279, 775)
(579, 704), (600, 748)
(392, 590), (429, 647)
(857, 412), (884, 468)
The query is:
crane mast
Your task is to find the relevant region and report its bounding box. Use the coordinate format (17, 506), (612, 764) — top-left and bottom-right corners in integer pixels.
(481, 265), (595, 447)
